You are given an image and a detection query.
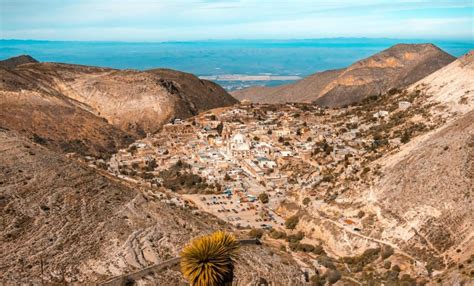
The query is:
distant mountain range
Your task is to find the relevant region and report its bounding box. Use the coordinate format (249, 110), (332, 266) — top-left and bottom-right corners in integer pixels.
(0, 56), (237, 157)
(232, 44), (456, 106)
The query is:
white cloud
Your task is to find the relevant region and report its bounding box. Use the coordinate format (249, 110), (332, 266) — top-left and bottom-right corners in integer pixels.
(1, 0), (472, 40)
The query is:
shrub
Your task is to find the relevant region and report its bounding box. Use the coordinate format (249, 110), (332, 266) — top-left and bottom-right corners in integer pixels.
(32, 133), (47, 145)
(297, 243), (315, 253)
(380, 245), (394, 259)
(249, 228), (264, 239)
(401, 130), (411, 143)
(144, 159), (157, 171)
(310, 274), (325, 286)
(288, 242), (299, 251)
(140, 172), (154, 180)
(341, 248), (380, 271)
(324, 269), (341, 284)
(312, 245), (324, 255)
(286, 231), (304, 243)
(302, 197), (311, 206)
(128, 145), (137, 154)
(258, 193), (269, 204)
(285, 215), (300, 229)
(269, 230), (287, 240)
(318, 255), (336, 270)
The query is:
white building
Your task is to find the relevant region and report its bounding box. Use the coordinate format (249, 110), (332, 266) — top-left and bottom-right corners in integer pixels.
(256, 157), (277, 169)
(227, 133), (251, 158)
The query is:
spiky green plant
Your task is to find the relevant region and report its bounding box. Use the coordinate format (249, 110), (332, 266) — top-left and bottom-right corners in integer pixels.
(180, 231), (240, 286)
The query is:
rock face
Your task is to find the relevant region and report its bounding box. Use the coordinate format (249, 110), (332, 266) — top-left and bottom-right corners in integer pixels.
(0, 130), (303, 284)
(0, 56), (237, 157)
(232, 44), (455, 106)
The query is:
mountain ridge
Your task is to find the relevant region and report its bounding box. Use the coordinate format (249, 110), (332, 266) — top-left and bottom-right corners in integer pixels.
(232, 43), (456, 106)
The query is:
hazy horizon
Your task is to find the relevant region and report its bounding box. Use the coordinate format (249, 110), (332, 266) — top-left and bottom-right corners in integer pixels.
(2, 37), (474, 43)
(2, 38), (471, 91)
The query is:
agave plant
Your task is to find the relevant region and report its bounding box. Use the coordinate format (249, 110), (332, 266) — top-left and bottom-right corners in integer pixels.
(180, 231), (240, 286)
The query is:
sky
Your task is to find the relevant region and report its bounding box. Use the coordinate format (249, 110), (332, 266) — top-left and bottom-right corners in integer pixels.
(0, 0), (473, 41)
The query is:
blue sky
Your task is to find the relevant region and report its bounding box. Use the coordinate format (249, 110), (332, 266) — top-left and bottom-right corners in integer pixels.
(0, 0), (473, 41)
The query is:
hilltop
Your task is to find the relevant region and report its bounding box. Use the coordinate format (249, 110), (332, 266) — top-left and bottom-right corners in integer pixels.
(233, 44), (455, 106)
(0, 55), (38, 69)
(0, 57), (237, 157)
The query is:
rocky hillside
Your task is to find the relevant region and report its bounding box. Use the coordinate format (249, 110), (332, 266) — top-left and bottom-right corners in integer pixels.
(0, 68), (135, 158)
(233, 44), (455, 106)
(0, 130), (303, 285)
(0, 56), (237, 157)
(374, 110), (473, 265)
(279, 51), (473, 284)
(367, 51), (474, 272)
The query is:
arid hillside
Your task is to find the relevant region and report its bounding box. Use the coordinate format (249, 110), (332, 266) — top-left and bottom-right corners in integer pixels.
(0, 57), (237, 157)
(0, 130), (303, 285)
(0, 68), (135, 158)
(375, 110), (473, 264)
(233, 44), (455, 106)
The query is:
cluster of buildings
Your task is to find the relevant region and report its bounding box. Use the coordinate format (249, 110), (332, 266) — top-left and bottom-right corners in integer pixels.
(103, 102), (385, 229)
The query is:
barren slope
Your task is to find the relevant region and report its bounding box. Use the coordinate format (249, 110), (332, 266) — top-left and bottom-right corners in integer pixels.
(0, 130), (303, 284)
(233, 69), (343, 103)
(371, 110), (473, 269)
(233, 44), (455, 106)
(411, 50), (474, 115)
(11, 61), (237, 134)
(0, 57), (237, 156)
(0, 68), (135, 158)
